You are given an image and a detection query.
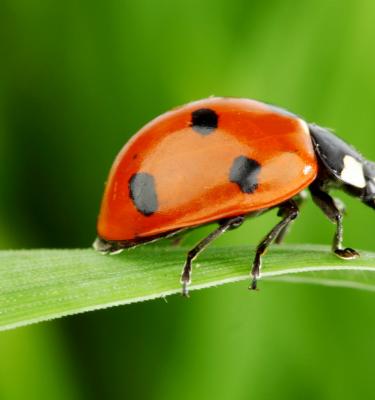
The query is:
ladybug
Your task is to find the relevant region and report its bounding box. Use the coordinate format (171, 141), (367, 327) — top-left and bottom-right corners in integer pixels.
(94, 97), (375, 296)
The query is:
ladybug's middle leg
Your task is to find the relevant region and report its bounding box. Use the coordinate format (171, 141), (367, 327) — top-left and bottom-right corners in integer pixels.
(251, 199), (299, 290)
(180, 215), (244, 297)
(274, 190), (307, 244)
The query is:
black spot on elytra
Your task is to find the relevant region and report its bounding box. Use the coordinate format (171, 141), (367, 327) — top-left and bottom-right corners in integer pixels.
(129, 173), (158, 216)
(191, 108), (218, 135)
(229, 156), (261, 193)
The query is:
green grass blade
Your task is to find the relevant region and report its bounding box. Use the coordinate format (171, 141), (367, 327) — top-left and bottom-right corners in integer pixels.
(1, 244), (375, 331)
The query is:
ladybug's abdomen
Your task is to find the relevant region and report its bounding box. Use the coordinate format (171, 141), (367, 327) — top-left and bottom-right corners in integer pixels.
(97, 98), (317, 241)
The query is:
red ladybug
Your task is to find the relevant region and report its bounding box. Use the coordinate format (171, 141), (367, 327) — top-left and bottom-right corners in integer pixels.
(94, 97), (375, 295)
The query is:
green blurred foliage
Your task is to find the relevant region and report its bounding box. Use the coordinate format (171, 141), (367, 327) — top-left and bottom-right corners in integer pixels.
(1, 0), (375, 399)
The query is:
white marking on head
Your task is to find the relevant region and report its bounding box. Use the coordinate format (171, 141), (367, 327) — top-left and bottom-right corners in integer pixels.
(340, 155), (366, 188)
(303, 165), (313, 175)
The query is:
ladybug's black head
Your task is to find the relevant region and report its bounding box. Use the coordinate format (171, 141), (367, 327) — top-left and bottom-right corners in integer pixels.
(361, 161), (375, 209)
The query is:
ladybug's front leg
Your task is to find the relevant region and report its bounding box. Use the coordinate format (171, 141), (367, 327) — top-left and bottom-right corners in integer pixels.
(180, 215), (244, 297)
(251, 200), (299, 290)
(309, 183), (359, 259)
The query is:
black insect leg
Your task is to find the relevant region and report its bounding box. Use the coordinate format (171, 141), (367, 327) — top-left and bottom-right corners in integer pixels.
(309, 184), (359, 259)
(275, 191), (307, 244)
(251, 200), (299, 290)
(180, 216), (245, 297)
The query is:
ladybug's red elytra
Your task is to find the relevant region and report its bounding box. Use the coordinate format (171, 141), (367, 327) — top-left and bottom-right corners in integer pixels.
(94, 97), (375, 295)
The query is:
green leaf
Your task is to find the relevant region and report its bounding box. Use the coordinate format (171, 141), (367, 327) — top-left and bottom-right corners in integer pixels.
(1, 244), (375, 331)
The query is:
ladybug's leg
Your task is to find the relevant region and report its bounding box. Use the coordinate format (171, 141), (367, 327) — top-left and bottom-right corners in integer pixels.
(93, 237), (124, 254)
(251, 200), (299, 290)
(309, 184), (359, 259)
(180, 215), (245, 297)
(274, 190), (308, 244)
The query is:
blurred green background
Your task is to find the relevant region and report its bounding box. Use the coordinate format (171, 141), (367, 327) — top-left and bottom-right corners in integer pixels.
(1, 0), (375, 399)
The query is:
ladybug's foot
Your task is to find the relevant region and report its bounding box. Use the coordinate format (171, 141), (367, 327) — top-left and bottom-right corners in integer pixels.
(93, 237), (124, 255)
(180, 260), (192, 297)
(181, 281), (190, 297)
(249, 257), (261, 291)
(250, 276), (258, 291)
(181, 278), (190, 297)
(334, 248), (360, 260)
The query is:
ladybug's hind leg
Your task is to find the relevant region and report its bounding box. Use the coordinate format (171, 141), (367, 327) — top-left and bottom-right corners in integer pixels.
(309, 183), (359, 259)
(93, 237), (124, 254)
(251, 199), (299, 290)
(180, 216), (245, 297)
